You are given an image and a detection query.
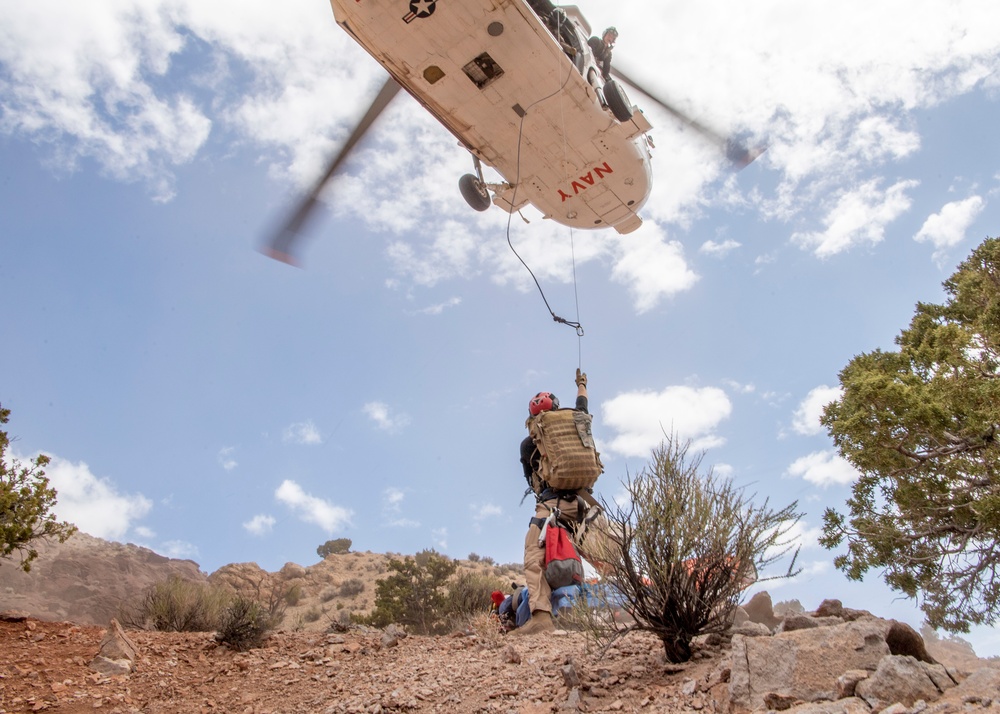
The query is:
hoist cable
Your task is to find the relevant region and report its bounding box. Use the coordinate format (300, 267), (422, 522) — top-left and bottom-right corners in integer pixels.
(569, 228), (584, 368)
(503, 14), (585, 337)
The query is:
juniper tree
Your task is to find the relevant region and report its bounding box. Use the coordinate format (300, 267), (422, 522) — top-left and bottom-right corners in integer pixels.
(821, 237), (1000, 632)
(317, 537), (352, 558)
(366, 549), (457, 634)
(0, 403), (77, 572)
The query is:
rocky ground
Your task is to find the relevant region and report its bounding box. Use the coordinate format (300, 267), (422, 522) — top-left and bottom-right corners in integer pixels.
(3, 537), (997, 714)
(0, 615), (726, 714)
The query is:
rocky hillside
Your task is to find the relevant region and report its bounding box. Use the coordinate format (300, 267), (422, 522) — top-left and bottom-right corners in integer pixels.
(2, 534), (999, 714)
(0, 533), (205, 625)
(2, 596), (999, 713)
(0, 533), (521, 630)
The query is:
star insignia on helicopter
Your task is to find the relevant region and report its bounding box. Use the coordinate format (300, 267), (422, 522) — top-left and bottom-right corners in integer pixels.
(409, 0), (436, 18)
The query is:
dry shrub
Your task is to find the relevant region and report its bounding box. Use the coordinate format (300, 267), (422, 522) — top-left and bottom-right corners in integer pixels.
(466, 611), (505, 649)
(216, 596), (276, 651)
(446, 571), (508, 619)
(600, 436), (801, 662)
(119, 576), (229, 632)
(339, 578), (365, 598)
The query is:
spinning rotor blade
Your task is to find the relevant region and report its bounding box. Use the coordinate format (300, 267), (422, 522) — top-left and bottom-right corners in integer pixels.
(611, 67), (763, 169)
(264, 77), (402, 265)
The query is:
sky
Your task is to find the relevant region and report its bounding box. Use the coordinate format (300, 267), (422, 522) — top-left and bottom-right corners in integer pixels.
(2, 0), (1000, 654)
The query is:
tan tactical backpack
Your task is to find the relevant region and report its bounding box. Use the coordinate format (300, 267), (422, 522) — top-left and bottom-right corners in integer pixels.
(527, 408), (603, 492)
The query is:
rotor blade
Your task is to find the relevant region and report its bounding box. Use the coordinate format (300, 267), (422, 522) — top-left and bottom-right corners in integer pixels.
(610, 66), (763, 169)
(264, 77), (402, 265)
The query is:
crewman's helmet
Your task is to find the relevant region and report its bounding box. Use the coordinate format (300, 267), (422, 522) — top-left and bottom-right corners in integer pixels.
(528, 392), (560, 416)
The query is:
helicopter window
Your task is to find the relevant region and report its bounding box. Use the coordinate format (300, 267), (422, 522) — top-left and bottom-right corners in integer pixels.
(462, 53), (504, 89)
(423, 66), (445, 85)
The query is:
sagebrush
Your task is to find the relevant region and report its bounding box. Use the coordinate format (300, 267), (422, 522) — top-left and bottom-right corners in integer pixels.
(599, 436), (801, 662)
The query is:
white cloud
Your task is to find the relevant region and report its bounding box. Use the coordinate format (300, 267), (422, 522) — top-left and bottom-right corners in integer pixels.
(412, 296), (462, 316)
(713, 463), (734, 478)
(382, 487), (419, 527)
(722, 379), (756, 395)
(41, 454), (152, 540)
(792, 385), (842, 436)
(385, 220), (482, 288)
(914, 196), (985, 262)
(786, 450), (858, 487)
(282, 420), (322, 445)
(431, 527), (448, 550)
(473, 503), (503, 522)
(388, 517), (421, 528)
(217, 446), (237, 471)
(275, 479), (352, 534)
(791, 179), (919, 257)
(2, 0), (998, 303)
(159, 540), (199, 560)
(610, 227), (699, 313)
(243, 514), (276, 536)
(363, 401), (411, 432)
(0, 1), (213, 201)
(756, 559), (832, 592)
(384, 487), (405, 511)
(700, 239), (741, 257)
(602, 386), (732, 457)
(782, 519), (826, 552)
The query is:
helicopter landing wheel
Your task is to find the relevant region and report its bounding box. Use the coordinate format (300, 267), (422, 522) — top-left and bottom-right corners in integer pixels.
(459, 173), (492, 212)
(603, 79), (633, 123)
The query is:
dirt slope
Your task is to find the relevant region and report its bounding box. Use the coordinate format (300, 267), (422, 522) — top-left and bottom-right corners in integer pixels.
(0, 616), (724, 714)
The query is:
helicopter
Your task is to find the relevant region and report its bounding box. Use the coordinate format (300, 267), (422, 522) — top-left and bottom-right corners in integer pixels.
(266, 0), (756, 263)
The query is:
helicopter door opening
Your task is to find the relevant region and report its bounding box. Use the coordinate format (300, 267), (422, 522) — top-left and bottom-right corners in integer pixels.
(526, 2), (588, 75)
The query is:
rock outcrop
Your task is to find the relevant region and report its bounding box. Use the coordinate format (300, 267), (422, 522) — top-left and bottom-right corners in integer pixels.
(0, 532), (206, 625)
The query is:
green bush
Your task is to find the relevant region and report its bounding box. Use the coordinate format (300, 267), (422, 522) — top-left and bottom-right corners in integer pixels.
(467, 553), (497, 565)
(317, 538), (353, 558)
(365, 549), (457, 634)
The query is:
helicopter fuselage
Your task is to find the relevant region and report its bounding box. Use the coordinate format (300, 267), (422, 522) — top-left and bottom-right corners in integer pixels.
(329, 0), (653, 234)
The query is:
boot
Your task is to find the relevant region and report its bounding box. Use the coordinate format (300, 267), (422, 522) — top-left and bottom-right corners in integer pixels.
(512, 610), (555, 636)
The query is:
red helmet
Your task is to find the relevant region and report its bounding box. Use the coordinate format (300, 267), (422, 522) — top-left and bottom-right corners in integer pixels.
(528, 392), (560, 416)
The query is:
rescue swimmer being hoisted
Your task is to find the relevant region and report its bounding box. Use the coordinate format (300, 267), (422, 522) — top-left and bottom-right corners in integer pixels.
(266, 0), (760, 264)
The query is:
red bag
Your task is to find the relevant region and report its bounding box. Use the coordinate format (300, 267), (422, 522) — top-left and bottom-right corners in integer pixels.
(544, 524), (584, 589)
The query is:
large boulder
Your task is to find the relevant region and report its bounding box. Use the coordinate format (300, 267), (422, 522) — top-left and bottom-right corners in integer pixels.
(729, 618), (895, 709)
(89, 618), (139, 676)
(744, 591), (783, 631)
(854, 655), (956, 709)
(928, 667), (1000, 711)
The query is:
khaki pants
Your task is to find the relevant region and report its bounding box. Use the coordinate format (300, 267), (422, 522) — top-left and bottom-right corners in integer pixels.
(522, 493), (618, 614)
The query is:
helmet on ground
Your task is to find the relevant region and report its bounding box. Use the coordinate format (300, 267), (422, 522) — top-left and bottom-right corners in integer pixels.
(528, 392), (560, 416)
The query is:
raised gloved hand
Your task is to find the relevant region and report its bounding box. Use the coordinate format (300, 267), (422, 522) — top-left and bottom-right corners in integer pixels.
(575, 368), (587, 387)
